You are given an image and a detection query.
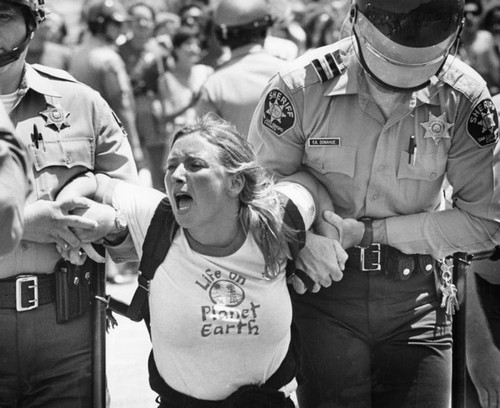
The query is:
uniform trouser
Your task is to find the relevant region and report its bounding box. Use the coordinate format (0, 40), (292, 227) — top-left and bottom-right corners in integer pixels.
(291, 266), (453, 408)
(474, 272), (500, 348)
(465, 271), (500, 408)
(0, 302), (92, 408)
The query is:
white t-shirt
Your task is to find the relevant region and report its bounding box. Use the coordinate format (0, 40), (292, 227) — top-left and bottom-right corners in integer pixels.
(111, 182), (313, 400)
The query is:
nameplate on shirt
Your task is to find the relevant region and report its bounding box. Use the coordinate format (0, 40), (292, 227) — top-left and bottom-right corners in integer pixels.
(308, 138), (340, 146)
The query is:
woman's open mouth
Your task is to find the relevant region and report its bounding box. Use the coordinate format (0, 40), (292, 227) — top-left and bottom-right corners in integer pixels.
(174, 192), (193, 211)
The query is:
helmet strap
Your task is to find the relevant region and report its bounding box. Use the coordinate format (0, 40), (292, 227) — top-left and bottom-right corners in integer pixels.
(0, 32), (33, 68)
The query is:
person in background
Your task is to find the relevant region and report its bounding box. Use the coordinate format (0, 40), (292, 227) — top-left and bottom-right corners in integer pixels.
(119, 2), (169, 191)
(194, 0), (286, 138)
(26, 9), (71, 70)
(266, 0), (307, 59)
(248, 0), (500, 407)
(154, 10), (180, 42)
(0, 101), (30, 256)
(458, 0), (500, 95)
(69, 0), (145, 172)
(158, 25), (213, 156)
(0, 0), (138, 406)
(178, 1), (207, 32)
(481, 2), (500, 94)
(301, 4), (346, 50)
(42, 10), (68, 45)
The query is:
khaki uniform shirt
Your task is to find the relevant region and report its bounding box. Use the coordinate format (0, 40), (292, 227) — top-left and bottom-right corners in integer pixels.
(0, 101), (30, 256)
(0, 64), (138, 278)
(248, 37), (500, 259)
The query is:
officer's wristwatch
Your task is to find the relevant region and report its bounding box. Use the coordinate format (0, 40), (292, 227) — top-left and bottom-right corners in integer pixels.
(104, 209), (128, 246)
(111, 209), (127, 234)
(357, 218), (373, 248)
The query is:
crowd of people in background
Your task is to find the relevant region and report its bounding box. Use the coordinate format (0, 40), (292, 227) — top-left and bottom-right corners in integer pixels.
(26, 0), (353, 189)
(26, 0), (500, 191)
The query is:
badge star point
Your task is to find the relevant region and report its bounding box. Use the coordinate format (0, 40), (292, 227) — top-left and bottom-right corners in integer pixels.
(420, 112), (452, 145)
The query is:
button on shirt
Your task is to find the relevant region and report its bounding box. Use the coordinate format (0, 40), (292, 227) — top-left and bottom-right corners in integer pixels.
(248, 38), (500, 258)
(0, 64), (138, 278)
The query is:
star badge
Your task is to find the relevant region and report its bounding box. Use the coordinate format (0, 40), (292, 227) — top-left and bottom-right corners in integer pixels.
(266, 98), (287, 124)
(40, 103), (70, 131)
(421, 112), (453, 145)
(262, 89), (295, 136)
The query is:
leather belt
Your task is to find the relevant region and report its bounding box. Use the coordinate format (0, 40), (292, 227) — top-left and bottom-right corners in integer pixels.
(0, 274), (56, 311)
(346, 244), (435, 280)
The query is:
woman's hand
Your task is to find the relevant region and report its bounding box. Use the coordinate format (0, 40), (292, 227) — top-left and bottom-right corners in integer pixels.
(290, 231), (347, 294)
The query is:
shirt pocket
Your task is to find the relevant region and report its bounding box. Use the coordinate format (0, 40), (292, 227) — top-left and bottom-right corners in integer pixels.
(303, 145), (356, 178)
(30, 132), (95, 172)
(396, 150), (446, 210)
(397, 150), (446, 182)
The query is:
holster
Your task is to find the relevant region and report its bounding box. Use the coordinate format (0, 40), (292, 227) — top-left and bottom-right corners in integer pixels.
(54, 258), (92, 324)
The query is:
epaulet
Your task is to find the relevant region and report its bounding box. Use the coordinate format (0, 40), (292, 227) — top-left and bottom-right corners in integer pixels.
(281, 46), (347, 91)
(310, 49), (346, 83)
(31, 64), (79, 83)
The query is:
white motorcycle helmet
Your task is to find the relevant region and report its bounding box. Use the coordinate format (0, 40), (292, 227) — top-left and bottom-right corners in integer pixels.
(351, 0), (464, 91)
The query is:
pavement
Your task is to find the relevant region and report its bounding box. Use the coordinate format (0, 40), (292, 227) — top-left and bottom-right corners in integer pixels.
(106, 280), (157, 408)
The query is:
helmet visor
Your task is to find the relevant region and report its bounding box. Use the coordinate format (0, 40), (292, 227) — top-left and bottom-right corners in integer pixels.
(356, 0), (463, 46)
(356, 11), (460, 67)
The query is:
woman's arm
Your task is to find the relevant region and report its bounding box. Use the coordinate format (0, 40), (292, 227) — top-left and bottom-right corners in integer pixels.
(276, 171), (348, 293)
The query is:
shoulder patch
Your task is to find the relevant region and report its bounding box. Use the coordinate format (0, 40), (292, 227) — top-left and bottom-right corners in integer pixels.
(32, 64), (78, 83)
(311, 50), (346, 83)
(467, 99), (499, 147)
(262, 89), (295, 136)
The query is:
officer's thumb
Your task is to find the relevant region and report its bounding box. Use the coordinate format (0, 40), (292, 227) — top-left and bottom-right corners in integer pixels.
(323, 210), (343, 230)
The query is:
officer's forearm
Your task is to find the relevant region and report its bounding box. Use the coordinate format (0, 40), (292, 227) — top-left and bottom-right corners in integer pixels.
(373, 219), (388, 245)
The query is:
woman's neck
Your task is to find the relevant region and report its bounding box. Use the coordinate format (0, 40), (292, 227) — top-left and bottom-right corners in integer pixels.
(187, 219), (243, 247)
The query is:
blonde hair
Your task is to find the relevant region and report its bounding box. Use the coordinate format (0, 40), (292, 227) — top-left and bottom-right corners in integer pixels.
(171, 115), (297, 278)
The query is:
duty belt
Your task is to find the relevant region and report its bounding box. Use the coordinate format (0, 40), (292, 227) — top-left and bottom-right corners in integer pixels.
(0, 274), (56, 311)
(346, 244), (435, 280)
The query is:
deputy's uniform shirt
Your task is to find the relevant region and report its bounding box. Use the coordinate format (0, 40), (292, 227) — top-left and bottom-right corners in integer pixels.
(0, 101), (30, 256)
(195, 44), (286, 138)
(248, 37), (500, 259)
(110, 181), (312, 401)
(0, 64), (138, 279)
